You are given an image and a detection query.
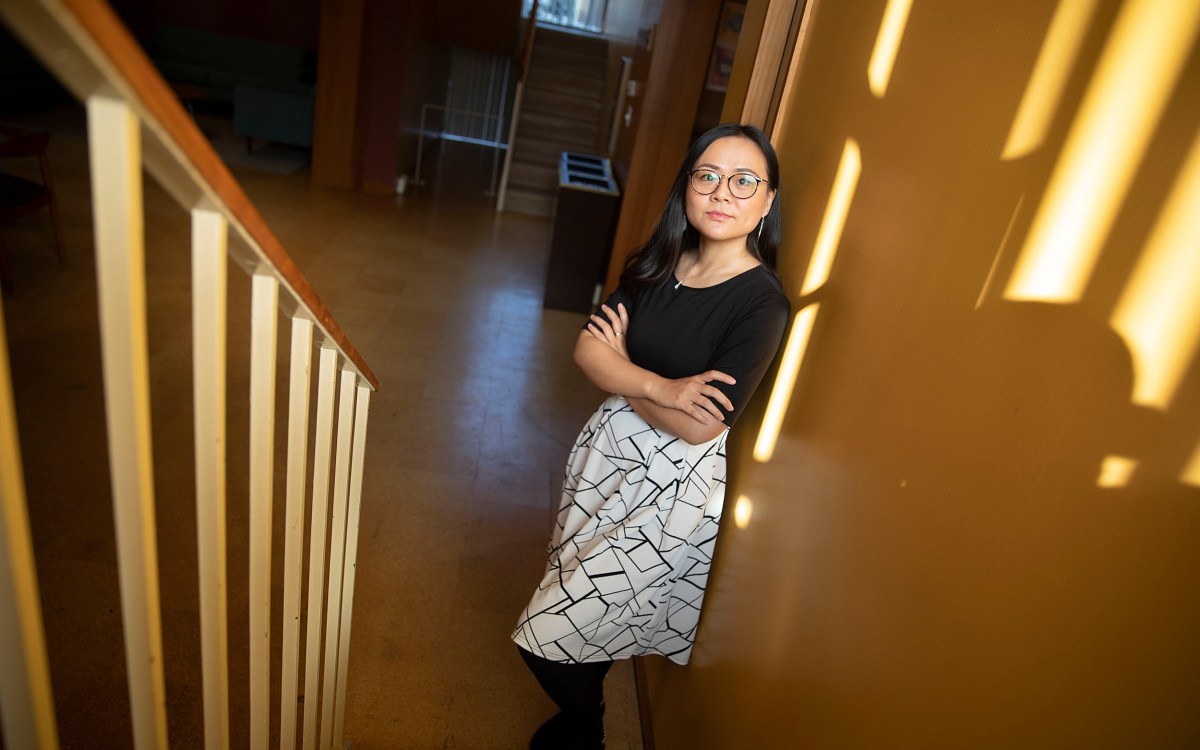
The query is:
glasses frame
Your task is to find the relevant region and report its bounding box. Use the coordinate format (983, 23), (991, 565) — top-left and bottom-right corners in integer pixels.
(687, 169), (770, 199)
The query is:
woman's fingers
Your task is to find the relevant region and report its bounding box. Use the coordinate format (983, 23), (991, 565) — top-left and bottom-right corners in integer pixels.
(600, 304), (629, 336)
(670, 381), (731, 420)
(701, 385), (734, 413)
(702, 369), (737, 385)
(589, 313), (615, 339)
(585, 323), (608, 341)
(682, 373), (734, 413)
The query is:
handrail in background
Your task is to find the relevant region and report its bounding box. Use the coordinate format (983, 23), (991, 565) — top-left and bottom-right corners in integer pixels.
(496, 0), (540, 211)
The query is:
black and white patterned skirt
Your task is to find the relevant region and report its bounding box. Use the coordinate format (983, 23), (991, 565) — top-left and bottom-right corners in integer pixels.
(512, 395), (728, 665)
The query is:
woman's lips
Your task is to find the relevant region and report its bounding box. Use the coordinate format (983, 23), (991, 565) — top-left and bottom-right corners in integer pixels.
(705, 211), (733, 220)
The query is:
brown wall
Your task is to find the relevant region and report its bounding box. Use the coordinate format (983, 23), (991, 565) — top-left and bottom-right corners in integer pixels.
(312, 0), (453, 191)
(643, 0), (1200, 747)
(436, 0), (522, 57)
(312, 0), (366, 188)
(359, 0), (451, 191)
(602, 0), (723, 293)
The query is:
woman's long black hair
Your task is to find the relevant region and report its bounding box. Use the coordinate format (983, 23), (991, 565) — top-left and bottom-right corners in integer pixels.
(619, 123), (782, 288)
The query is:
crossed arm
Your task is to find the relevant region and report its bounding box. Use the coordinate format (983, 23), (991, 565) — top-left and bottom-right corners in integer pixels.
(574, 303), (735, 446)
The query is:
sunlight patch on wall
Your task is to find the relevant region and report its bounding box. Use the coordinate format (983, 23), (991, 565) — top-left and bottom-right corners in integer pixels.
(1002, 0), (1101, 160)
(1182, 443), (1200, 488)
(1110, 129), (1200, 411)
(1004, 0), (1200, 303)
(754, 304), (820, 463)
(1096, 455), (1138, 487)
(868, 0), (914, 98)
(801, 139), (861, 296)
(754, 138), (861, 463)
(733, 494), (754, 529)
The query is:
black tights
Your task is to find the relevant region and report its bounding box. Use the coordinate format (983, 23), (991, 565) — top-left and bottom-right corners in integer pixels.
(518, 647), (612, 748)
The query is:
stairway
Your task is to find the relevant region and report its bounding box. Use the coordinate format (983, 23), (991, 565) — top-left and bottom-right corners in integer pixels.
(504, 26), (609, 217)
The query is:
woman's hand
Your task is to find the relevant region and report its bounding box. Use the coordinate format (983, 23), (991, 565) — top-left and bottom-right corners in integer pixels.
(585, 303), (630, 360)
(646, 371), (736, 424)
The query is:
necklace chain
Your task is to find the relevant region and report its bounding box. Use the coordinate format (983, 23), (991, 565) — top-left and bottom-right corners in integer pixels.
(674, 255), (746, 290)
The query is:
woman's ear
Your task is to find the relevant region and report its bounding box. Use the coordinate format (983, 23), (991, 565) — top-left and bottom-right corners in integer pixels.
(762, 188), (777, 220)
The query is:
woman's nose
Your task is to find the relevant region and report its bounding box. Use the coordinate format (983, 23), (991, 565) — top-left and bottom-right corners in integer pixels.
(710, 177), (734, 200)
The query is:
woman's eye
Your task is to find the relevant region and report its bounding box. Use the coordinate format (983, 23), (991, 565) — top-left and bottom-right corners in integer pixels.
(700, 172), (718, 182)
(735, 174), (757, 187)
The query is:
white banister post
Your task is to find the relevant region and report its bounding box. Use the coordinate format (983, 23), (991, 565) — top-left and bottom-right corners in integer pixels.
(333, 384), (372, 747)
(0, 299), (59, 750)
(302, 347), (339, 750)
(192, 208), (230, 750)
(279, 317), (314, 750)
(87, 94), (169, 750)
(319, 368), (357, 750)
(249, 273), (279, 749)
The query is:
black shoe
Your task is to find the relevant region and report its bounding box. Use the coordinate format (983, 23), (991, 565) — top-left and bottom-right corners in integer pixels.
(529, 710), (605, 750)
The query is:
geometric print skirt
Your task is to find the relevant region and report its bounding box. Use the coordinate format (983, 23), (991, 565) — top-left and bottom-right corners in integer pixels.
(512, 395), (728, 666)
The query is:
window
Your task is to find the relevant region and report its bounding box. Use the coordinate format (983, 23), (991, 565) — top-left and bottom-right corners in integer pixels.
(522, 0), (608, 34)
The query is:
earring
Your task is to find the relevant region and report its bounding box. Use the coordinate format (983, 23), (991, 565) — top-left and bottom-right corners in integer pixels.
(757, 218), (765, 240)
(681, 217), (688, 233)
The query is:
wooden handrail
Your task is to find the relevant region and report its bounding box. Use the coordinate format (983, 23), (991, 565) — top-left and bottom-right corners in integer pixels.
(520, 0), (540, 79)
(2, 0), (378, 391)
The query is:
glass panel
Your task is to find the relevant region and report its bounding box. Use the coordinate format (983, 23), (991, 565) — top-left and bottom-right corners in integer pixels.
(522, 0), (608, 34)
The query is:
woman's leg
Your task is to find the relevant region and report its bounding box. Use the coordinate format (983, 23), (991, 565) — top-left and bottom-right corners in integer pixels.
(518, 646), (612, 748)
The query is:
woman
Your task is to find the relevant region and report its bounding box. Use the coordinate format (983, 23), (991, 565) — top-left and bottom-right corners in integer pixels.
(513, 123), (790, 749)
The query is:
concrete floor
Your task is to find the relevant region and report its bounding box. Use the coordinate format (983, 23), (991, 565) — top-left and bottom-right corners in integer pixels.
(1, 106), (643, 749)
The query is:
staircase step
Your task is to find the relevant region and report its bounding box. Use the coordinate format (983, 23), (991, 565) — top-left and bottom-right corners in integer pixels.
(513, 133), (600, 166)
(508, 160), (558, 192)
(526, 65), (606, 93)
(530, 44), (607, 75)
(523, 86), (604, 120)
(515, 126), (599, 150)
(520, 110), (601, 145)
(504, 186), (556, 217)
(534, 27), (608, 58)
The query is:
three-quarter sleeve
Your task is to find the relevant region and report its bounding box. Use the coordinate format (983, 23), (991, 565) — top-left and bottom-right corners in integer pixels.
(705, 290), (790, 426)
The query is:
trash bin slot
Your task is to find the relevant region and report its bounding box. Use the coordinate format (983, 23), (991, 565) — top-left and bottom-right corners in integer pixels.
(566, 176), (614, 190)
(565, 154), (605, 168)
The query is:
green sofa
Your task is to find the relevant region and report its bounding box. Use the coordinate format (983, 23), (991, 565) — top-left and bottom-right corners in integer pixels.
(151, 24), (316, 148)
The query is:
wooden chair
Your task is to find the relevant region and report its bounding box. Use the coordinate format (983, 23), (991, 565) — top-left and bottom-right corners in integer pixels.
(0, 127), (66, 293)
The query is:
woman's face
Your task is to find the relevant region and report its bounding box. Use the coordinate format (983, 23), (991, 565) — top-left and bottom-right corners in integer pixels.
(684, 135), (776, 248)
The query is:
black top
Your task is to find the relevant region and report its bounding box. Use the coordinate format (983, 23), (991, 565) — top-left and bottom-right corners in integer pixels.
(595, 265), (791, 427)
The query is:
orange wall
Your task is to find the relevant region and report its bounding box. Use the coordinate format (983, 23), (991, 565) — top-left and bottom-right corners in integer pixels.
(643, 0), (1200, 747)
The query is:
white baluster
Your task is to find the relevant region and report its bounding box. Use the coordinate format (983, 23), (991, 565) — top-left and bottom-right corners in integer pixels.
(280, 317), (314, 749)
(192, 208), (230, 750)
(249, 273), (279, 749)
(88, 94), (168, 750)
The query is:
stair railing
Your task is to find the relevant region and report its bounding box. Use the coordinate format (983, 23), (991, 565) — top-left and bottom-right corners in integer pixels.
(0, 1), (378, 749)
(496, 0), (540, 211)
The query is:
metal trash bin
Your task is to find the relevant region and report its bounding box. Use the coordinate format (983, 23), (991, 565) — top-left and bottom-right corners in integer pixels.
(543, 152), (621, 314)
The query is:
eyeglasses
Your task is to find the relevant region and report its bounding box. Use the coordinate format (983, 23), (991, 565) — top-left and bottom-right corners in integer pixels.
(688, 169), (769, 199)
